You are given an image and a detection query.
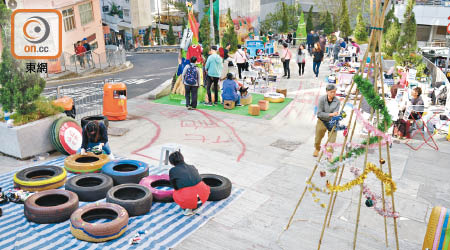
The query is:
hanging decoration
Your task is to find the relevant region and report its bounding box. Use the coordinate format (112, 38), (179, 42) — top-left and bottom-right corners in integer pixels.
(306, 181), (329, 208)
(350, 167), (400, 218)
(326, 162), (397, 196)
(321, 75), (393, 169)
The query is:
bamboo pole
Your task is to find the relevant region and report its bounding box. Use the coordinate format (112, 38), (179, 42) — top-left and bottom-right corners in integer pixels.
(325, 25), (379, 227)
(353, 2), (384, 249)
(285, 78), (357, 231)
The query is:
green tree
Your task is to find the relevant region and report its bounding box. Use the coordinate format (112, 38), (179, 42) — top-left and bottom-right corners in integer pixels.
(143, 27), (150, 46)
(306, 6), (314, 33)
(339, 0), (352, 37)
(199, 11), (211, 58)
(280, 2), (289, 33)
(155, 27), (161, 45)
(0, 47), (46, 115)
(394, 0), (421, 67)
(382, 20), (400, 57)
(0, 3), (45, 117)
(260, 3), (302, 34)
(167, 22), (176, 45)
(324, 11), (333, 35)
(383, 5), (397, 34)
(354, 12), (367, 42)
(181, 18), (186, 32)
(221, 8), (238, 52)
(296, 11), (307, 40)
(332, 14), (338, 32)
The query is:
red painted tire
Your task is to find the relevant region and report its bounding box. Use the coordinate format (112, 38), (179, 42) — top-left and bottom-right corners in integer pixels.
(139, 175), (173, 202)
(24, 189), (79, 224)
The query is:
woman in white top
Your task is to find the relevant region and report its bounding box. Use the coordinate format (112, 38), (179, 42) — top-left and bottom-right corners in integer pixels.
(233, 44), (248, 79)
(296, 44), (306, 76)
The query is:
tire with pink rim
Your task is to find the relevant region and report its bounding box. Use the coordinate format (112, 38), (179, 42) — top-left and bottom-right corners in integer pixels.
(139, 175), (173, 202)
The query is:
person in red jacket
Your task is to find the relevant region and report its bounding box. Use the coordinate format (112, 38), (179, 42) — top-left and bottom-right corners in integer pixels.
(75, 41), (86, 68)
(169, 151), (210, 216)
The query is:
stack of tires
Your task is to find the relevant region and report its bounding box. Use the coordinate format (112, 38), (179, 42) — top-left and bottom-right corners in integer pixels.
(50, 117), (82, 155)
(13, 157), (234, 244)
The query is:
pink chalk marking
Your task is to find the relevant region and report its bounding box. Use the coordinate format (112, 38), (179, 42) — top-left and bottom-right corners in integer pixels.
(284, 80), (303, 118)
(131, 115), (161, 161)
(195, 109), (246, 162)
(183, 134), (207, 143)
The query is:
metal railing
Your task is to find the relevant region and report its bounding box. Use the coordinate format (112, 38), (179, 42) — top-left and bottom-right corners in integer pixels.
(57, 49), (126, 74)
(423, 56), (450, 85)
(42, 81), (104, 121)
(135, 45), (179, 53)
(396, 0), (450, 6)
(423, 56), (450, 110)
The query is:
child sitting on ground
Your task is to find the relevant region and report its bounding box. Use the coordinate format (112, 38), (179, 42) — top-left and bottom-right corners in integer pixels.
(168, 151), (210, 216)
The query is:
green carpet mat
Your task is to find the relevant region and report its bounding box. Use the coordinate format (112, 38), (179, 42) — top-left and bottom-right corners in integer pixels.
(153, 93), (292, 120)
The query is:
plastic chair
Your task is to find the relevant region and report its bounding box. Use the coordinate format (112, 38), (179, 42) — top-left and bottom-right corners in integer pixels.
(159, 144), (181, 168)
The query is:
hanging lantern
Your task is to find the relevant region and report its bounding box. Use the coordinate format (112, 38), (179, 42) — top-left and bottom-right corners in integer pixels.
(365, 198), (374, 207)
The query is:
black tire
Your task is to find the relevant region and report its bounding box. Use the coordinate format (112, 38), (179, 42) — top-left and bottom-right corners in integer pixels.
(200, 174), (232, 201)
(14, 165), (67, 192)
(106, 184), (152, 216)
(65, 173), (113, 202)
(81, 115), (109, 128)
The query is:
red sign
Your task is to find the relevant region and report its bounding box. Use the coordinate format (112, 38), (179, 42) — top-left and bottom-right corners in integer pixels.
(448, 16), (450, 34)
(58, 121), (82, 155)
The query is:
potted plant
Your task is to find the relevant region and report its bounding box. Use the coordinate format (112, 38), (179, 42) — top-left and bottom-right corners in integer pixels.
(0, 45), (64, 159)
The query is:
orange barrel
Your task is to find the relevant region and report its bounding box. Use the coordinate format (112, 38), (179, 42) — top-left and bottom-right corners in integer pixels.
(52, 96), (74, 111)
(103, 82), (127, 121)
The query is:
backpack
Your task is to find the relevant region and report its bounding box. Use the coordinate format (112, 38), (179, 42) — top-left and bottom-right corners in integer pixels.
(184, 65), (198, 85)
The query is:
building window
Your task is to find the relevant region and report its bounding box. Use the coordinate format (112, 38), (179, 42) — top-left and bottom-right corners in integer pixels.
(91, 41), (98, 51)
(123, 9), (130, 17)
(79, 1), (94, 26)
(102, 6), (109, 12)
(437, 26), (447, 36)
(62, 8), (75, 31)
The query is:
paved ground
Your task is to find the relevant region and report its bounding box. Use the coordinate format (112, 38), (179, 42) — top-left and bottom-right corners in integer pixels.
(45, 52), (178, 99)
(1, 50), (449, 249)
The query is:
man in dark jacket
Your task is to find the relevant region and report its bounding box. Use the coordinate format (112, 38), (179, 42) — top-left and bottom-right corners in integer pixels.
(82, 38), (93, 68)
(307, 31), (314, 54)
(169, 151), (210, 216)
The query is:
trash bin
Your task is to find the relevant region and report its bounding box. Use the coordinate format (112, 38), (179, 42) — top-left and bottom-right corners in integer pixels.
(103, 82), (127, 121)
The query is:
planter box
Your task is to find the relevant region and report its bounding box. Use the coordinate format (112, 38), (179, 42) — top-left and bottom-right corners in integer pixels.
(0, 114), (64, 159)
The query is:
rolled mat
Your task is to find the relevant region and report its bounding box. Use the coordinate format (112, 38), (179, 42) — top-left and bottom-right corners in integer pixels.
(423, 207), (450, 250)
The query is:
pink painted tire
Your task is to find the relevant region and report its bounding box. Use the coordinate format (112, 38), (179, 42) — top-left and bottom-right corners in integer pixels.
(139, 175), (173, 202)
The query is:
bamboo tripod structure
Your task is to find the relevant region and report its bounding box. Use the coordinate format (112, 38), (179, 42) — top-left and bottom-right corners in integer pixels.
(284, 1), (400, 249)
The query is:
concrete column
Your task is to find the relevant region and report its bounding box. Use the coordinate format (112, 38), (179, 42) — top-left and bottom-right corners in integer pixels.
(428, 25), (436, 43)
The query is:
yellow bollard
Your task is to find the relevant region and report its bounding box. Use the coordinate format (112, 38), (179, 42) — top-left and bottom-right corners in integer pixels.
(447, 125), (450, 141)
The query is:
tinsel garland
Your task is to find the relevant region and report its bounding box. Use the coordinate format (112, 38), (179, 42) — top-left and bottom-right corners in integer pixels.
(325, 75), (393, 168)
(350, 167), (400, 218)
(306, 181), (329, 208)
(326, 162), (397, 196)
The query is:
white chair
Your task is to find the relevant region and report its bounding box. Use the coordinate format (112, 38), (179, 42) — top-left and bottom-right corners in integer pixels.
(159, 144), (181, 169)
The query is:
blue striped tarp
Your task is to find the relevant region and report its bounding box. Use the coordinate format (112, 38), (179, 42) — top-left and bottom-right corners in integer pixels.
(0, 156), (243, 250)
